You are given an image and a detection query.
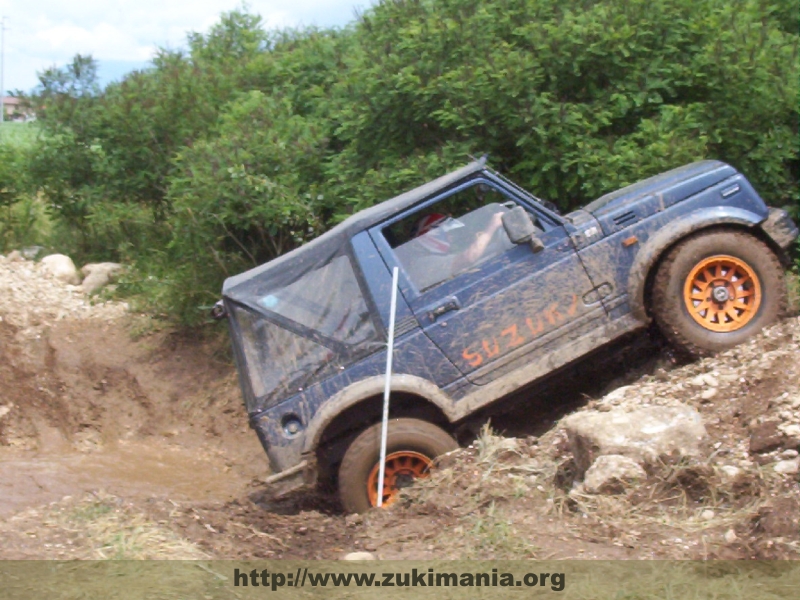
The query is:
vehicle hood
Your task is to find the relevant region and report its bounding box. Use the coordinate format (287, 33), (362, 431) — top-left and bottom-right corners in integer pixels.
(584, 160), (737, 219)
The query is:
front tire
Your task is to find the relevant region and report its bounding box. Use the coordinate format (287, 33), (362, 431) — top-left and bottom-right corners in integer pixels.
(652, 230), (785, 357)
(338, 418), (458, 514)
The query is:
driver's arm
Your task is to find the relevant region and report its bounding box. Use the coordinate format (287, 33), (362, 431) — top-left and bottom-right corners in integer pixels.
(460, 211), (505, 265)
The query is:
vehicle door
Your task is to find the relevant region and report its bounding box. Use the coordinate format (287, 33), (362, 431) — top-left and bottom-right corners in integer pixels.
(369, 177), (608, 385)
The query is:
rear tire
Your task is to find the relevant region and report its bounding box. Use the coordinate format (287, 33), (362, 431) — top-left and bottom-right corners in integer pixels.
(338, 418), (458, 514)
(652, 230), (785, 357)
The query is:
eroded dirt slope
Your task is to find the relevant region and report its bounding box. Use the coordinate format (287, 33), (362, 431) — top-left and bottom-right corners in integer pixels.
(0, 253), (798, 560)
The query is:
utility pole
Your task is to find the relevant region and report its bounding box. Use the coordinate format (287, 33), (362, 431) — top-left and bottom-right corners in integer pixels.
(0, 16), (6, 124)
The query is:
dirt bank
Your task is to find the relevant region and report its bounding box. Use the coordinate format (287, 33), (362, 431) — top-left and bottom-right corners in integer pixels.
(0, 253), (797, 560)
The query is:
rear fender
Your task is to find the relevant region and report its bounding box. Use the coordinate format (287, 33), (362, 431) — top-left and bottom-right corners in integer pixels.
(302, 374), (456, 455)
(628, 207), (764, 322)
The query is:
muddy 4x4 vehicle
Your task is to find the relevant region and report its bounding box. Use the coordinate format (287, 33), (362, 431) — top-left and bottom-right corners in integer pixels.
(220, 159), (797, 513)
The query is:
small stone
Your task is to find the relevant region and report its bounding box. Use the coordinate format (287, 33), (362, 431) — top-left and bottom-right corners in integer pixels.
(690, 374), (718, 388)
(773, 459), (800, 475)
(603, 385), (633, 403)
(780, 449), (799, 459)
(343, 552), (375, 561)
(344, 514), (364, 527)
(724, 529), (737, 544)
(21, 246), (44, 260)
(0, 405), (10, 419)
(700, 388), (718, 401)
(719, 465), (741, 480)
(7, 250), (23, 261)
(780, 424), (800, 438)
(700, 509), (715, 521)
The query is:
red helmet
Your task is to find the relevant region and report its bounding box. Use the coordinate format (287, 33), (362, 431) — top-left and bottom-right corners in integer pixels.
(411, 213), (450, 254)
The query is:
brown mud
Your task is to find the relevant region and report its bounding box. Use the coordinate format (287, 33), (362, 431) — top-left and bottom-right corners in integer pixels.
(0, 256), (798, 560)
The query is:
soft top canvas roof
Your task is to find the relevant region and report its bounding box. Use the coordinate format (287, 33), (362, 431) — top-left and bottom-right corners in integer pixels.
(222, 159), (486, 301)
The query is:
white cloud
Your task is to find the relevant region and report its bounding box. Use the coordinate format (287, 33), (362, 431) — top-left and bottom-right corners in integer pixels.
(0, 0), (375, 93)
(34, 22), (153, 61)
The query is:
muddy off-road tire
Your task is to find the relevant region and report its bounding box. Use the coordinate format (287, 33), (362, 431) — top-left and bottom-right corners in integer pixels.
(652, 230), (785, 357)
(338, 418), (458, 514)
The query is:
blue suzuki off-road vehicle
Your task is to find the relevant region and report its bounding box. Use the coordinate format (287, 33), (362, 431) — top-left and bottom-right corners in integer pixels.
(220, 159), (797, 512)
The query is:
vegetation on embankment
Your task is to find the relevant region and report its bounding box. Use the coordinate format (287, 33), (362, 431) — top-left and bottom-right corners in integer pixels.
(1, 0), (798, 325)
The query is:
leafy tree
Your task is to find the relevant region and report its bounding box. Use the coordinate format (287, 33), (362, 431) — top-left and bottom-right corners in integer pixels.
(18, 0), (799, 323)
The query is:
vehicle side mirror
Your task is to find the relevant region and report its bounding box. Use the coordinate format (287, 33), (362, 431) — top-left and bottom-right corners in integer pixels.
(502, 206), (544, 253)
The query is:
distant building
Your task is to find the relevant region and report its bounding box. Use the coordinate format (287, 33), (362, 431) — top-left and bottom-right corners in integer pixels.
(1, 97), (34, 121)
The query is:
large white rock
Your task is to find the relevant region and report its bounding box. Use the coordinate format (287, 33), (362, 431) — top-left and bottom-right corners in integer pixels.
(40, 254), (80, 285)
(81, 262), (123, 294)
(563, 405), (708, 474)
(583, 454), (646, 494)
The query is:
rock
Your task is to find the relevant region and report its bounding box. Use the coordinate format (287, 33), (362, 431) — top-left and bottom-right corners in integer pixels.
(690, 374), (718, 388)
(700, 388), (718, 401)
(0, 252), (127, 330)
(780, 449), (799, 459)
(719, 465), (741, 481)
(21, 246), (44, 260)
(563, 405), (707, 474)
(583, 455), (646, 494)
(724, 529), (737, 544)
(343, 552), (375, 561)
(773, 459), (799, 475)
(40, 254), (80, 285)
(80, 262), (123, 294)
(344, 514), (364, 527)
(0, 405), (10, 419)
(748, 421), (785, 454)
(603, 385), (633, 403)
(700, 509), (715, 521)
(780, 423), (800, 438)
(7, 250), (23, 262)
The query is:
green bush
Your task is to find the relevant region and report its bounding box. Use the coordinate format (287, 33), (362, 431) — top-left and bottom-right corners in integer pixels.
(16, 0), (799, 324)
(0, 129), (42, 251)
(330, 0), (798, 209)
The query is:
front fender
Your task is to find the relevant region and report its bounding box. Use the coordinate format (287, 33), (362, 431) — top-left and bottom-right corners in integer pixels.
(302, 374), (457, 454)
(628, 206), (765, 322)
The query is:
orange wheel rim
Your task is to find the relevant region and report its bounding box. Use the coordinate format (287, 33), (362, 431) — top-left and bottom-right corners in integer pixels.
(367, 451), (433, 508)
(683, 255), (761, 333)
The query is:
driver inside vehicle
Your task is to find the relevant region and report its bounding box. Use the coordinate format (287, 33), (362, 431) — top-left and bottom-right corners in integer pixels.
(394, 203), (514, 291)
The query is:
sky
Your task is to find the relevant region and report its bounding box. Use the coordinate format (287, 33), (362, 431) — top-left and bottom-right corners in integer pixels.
(0, 1), (375, 94)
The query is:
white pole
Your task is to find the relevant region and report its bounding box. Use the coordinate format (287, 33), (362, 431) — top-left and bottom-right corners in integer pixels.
(0, 17), (6, 125)
(376, 266), (400, 507)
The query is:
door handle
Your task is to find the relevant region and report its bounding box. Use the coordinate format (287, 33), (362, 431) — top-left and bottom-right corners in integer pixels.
(428, 297), (460, 322)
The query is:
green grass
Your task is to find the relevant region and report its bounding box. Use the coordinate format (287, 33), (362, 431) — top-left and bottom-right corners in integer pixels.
(0, 121), (40, 149)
